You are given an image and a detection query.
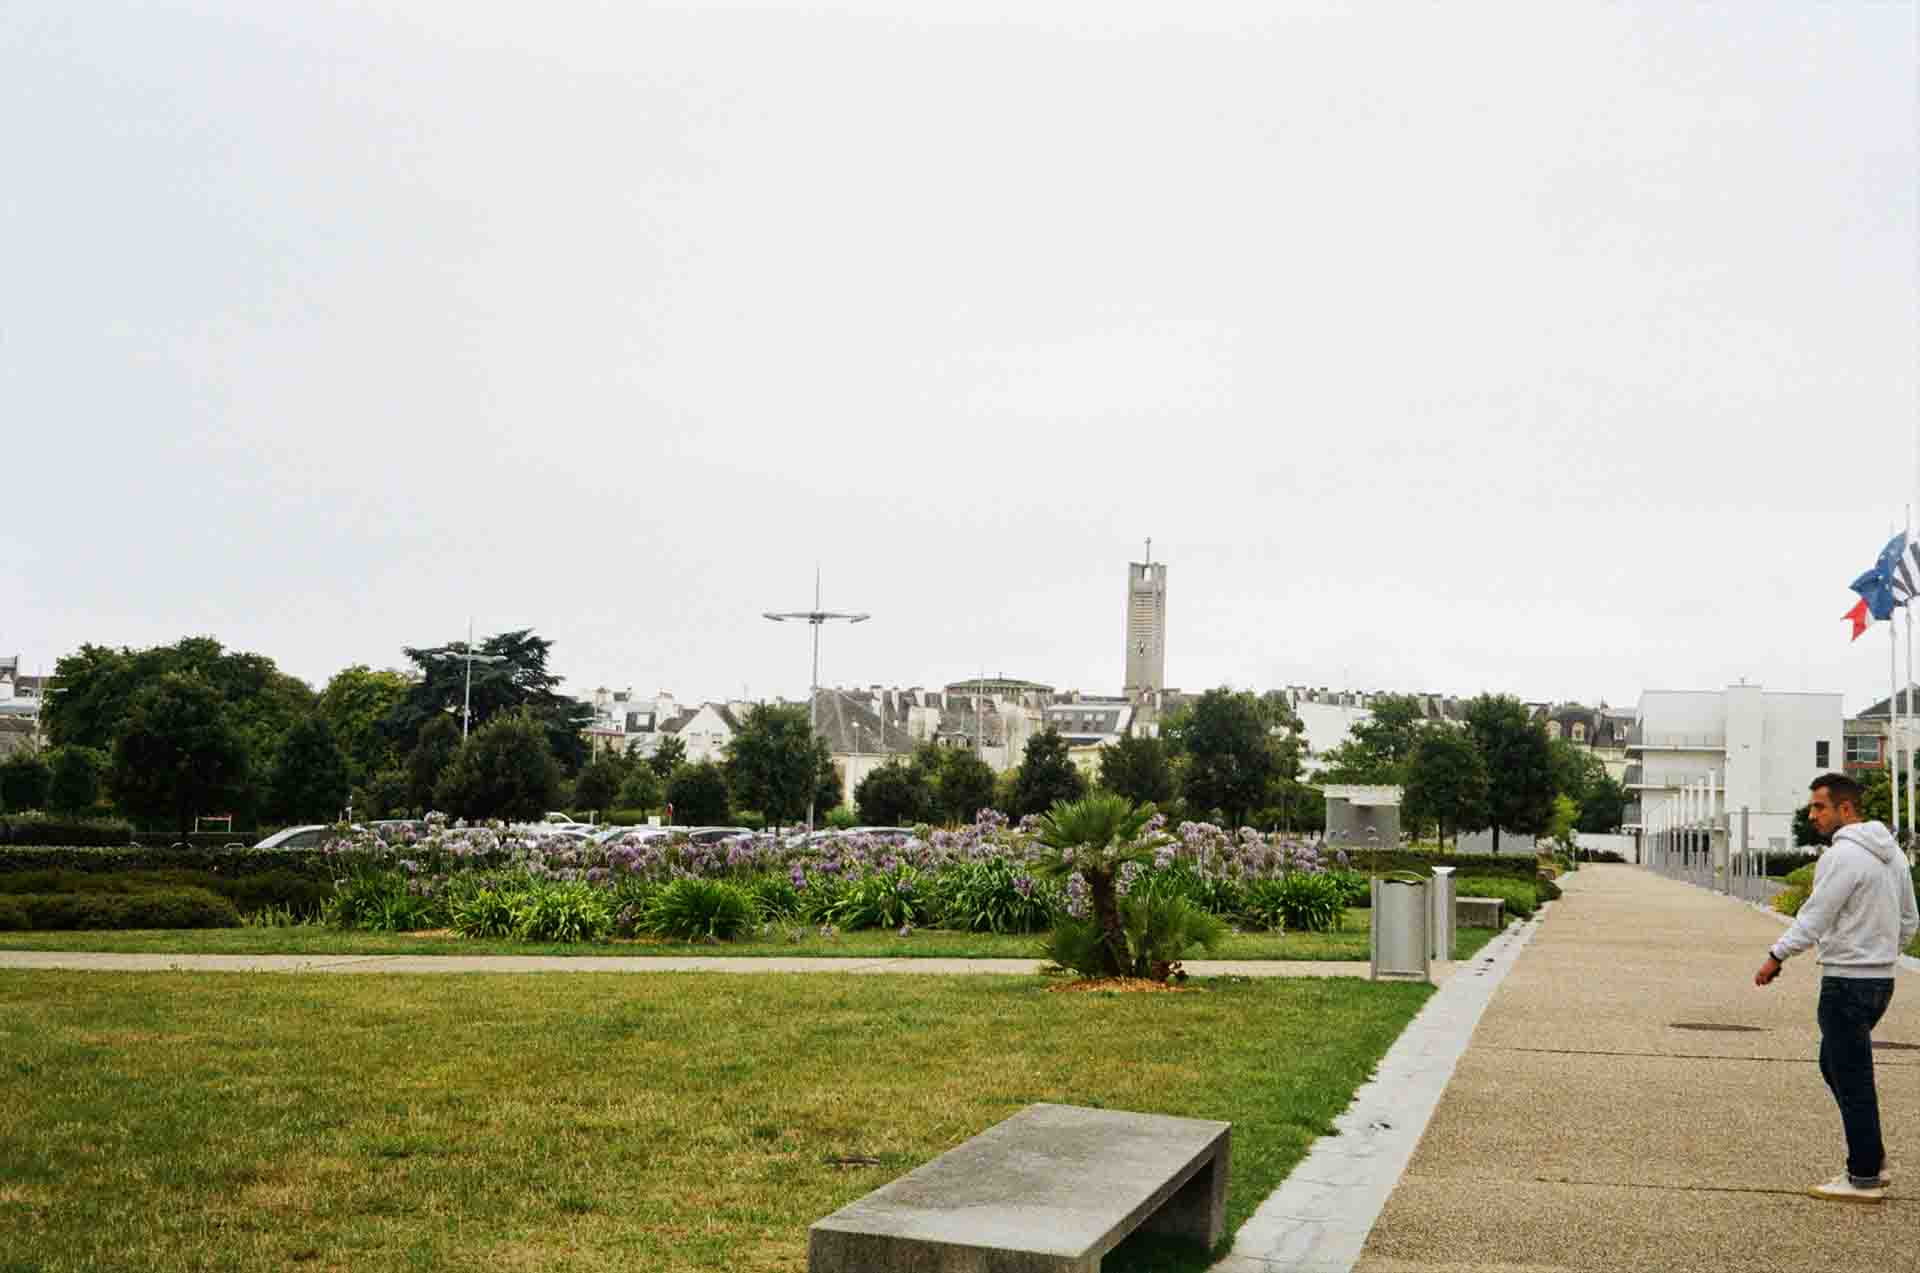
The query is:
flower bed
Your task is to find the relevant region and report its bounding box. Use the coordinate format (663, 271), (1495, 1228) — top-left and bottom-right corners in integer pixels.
(313, 810), (1374, 944)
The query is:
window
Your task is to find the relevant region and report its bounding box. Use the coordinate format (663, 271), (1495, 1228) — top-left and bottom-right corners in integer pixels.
(1815, 740), (1830, 769)
(1845, 735), (1883, 766)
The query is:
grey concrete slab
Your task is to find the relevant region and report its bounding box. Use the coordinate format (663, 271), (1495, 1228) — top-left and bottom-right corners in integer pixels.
(808, 1103), (1229, 1273)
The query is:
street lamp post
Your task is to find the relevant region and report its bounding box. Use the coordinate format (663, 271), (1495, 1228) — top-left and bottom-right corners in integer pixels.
(428, 619), (509, 741)
(764, 571), (869, 834)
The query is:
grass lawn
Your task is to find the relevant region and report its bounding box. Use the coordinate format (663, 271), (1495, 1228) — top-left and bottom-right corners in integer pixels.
(0, 912), (1503, 962)
(0, 971), (1433, 1272)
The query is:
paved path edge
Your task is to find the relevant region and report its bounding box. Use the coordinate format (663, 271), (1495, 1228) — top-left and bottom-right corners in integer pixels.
(1215, 905), (1546, 1273)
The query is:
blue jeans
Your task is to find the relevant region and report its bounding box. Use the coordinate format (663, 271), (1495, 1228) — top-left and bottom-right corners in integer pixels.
(1818, 976), (1895, 1185)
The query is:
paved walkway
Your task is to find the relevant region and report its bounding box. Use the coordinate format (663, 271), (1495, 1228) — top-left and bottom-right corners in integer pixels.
(1336, 864), (1920, 1273)
(0, 951), (1448, 979)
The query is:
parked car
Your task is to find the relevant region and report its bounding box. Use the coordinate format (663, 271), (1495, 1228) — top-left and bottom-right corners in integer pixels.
(253, 825), (333, 850)
(684, 826), (755, 846)
(593, 826), (672, 846)
(367, 819), (427, 842)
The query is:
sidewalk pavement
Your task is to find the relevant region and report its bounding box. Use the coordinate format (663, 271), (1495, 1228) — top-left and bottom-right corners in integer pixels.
(0, 951), (1449, 979)
(1343, 863), (1920, 1273)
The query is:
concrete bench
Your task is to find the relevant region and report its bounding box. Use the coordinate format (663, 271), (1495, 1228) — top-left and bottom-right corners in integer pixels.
(1456, 896), (1505, 928)
(808, 1102), (1231, 1273)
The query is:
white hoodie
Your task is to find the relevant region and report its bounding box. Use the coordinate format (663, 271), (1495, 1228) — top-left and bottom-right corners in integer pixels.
(1771, 820), (1920, 978)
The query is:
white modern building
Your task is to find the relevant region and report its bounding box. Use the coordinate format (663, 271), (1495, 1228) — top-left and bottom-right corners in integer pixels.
(1627, 683), (1841, 858)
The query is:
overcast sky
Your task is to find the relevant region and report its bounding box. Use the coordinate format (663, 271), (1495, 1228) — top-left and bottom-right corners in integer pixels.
(6, 2), (1917, 714)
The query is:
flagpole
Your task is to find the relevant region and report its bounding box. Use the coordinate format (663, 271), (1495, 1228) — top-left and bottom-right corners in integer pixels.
(1893, 608), (1903, 843)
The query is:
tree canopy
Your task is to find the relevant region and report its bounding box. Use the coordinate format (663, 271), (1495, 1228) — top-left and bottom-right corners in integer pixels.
(387, 629), (592, 773)
(1166, 689), (1278, 826)
(108, 672), (251, 838)
(1461, 694), (1556, 850)
(268, 715), (351, 824)
(855, 758), (936, 825)
(1011, 728), (1088, 818)
(46, 637), (314, 766)
(1400, 726), (1489, 847)
(1097, 732), (1175, 807)
(724, 703), (828, 827)
(433, 710), (562, 822)
(665, 760), (731, 825)
(316, 665), (410, 784)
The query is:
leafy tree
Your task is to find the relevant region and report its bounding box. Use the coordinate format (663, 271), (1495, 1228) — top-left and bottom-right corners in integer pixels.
(0, 751), (51, 813)
(353, 766), (411, 820)
(46, 638), (314, 780)
(616, 763), (663, 812)
(406, 716), (462, 812)
(724, 704), (823, 828)
(108, 673), (251, 839)
(1577, 773), (1628, 834)
(571, 755), (627, 815)
(268, 715), (351, 824)
(1546, 793), (1580, 852)
(1461, 694), (1556, 852)
(1012, 728), (1087, 818)
(386, 629), (592, 773)
(1166, 689), (1277, 826)
(648, 735), (687, 778)
(855, 759), (936, 825)
(665, 760), (730, 825)
(1793, 804), (1827, 847)
(1097, 733), (1175, 807)
(1260, 777), (1324, 834)
(1401, 727), (1489, 847)
(434, 711), (562, 822)
(45, 745), (108, 815)
(934, 747), (998, 824)
(316, 665), (410, 784)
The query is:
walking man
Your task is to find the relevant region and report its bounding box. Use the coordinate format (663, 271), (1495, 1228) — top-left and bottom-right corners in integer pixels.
(1755, 772), (1918, 1202)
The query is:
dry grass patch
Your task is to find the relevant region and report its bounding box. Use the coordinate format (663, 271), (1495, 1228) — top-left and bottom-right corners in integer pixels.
(0, 971), (1430, 1273)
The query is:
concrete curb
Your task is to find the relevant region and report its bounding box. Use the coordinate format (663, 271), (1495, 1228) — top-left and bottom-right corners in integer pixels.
(1215, 908), (1544, 1273)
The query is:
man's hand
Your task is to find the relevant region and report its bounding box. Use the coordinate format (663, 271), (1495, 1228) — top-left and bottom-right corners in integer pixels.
(1754, 955), (1783, 987)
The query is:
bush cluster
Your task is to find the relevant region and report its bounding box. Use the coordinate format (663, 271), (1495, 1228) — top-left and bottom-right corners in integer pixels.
(0, 814), (136, 846)
(1450, 876), (1540, 920)
(0, 887), (239, 930)
(0, 867), (328, 918)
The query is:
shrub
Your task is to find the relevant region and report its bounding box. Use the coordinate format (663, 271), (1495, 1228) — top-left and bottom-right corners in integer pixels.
(826, 868), (927, 931)
(1253, 872), (1348, 933)
(0, 867), (327, 918)
(1535, 874), (1562, 903)
(1120, 890), (1227, 975)
(450, 885), (520, 938)
(924, 859), (1056, 934)
(1043, 891), (1226, 979)
(644, 878), (754, 941)
(1773, 885), (1810, 917)
(0, 897), (26, 930)
(9, 887), (240, 930)
(323, 871), (440, 932)
(743, 875), (801, 922)
(1452, 876), (1538, 920)
(512, 882), (613, 943)
(0, 814), (136, 846)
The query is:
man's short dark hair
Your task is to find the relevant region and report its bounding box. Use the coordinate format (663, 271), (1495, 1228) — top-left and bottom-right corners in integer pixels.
(1810, 772), (1864, 810)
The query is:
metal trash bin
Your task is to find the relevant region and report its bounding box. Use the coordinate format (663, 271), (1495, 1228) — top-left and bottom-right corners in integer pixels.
(1428, 866), (1456, 962)
(1371, 874), (1431, 983)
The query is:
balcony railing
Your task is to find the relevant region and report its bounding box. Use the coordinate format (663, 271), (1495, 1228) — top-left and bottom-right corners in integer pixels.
(1624, 730), (1726, 753)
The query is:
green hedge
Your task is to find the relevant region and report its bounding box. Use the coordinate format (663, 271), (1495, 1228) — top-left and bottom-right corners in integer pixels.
(1340, 850), (1540, 881)
(0, 814), (136, 846)
(1452, 876), (1539, 919)
(0, 868), (328, 916)
(0, 887), (241, 930)
(0, 845), (335, 880)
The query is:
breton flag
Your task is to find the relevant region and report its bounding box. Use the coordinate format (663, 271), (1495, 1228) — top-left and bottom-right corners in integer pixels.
(1846, 532), (1912, 640)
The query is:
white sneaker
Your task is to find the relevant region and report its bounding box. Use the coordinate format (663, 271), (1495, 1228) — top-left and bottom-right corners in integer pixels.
(1809, 1175), (1885, 1204)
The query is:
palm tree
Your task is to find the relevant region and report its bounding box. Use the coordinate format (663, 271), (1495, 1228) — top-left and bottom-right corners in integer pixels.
(1031, 793), (1159, 977)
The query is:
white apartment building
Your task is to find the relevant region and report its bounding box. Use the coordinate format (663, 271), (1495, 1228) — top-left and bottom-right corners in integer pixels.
(1627, 683), (1841, 856)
